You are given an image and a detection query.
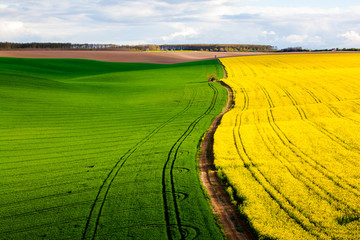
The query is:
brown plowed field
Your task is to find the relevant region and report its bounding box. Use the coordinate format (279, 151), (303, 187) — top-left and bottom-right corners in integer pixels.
(0, 50), (270, 64)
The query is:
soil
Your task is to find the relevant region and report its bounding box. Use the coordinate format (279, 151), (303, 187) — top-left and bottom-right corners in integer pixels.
(199, 81), (255, 240)
(0, 50), (270, 64)
(0, 50), (354, 64)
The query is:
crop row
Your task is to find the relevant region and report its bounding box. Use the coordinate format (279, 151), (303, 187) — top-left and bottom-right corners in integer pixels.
(214, 53), (360, 240)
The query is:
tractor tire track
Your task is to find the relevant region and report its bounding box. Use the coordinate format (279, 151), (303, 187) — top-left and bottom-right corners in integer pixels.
(81, 92), (196, 240)
(303, 87), (360, 143)
(281, 85), (360, 160)
(253, 112), (360, 216)
(162, 82), (218, 240)
(258, 85), (360, 197)
(266, 109), (360, 196)
(232, 84), (324, 237)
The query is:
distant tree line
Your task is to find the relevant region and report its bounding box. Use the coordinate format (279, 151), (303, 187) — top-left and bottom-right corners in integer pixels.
(311, 48), (360, 52)
(280, 47), (309, 52)
(0, 42), (118, 50)
(159, 44), (274, 52)
(0, 42), (275, 52)
(280, 47), (360, 52)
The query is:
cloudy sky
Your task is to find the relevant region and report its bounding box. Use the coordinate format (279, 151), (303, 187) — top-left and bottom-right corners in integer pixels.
(1, 0), (360, 49)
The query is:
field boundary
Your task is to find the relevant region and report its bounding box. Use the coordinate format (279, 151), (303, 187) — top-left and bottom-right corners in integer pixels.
(199, 79), (255, 240)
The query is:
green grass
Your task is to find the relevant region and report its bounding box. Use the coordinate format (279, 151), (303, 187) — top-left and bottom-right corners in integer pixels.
(0, 57), (227, 239)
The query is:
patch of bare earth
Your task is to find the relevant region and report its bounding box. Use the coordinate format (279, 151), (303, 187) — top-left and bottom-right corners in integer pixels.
(199, 80), (255, 240)
(0, 50), (270, 64)
(1, 50), (355, 64)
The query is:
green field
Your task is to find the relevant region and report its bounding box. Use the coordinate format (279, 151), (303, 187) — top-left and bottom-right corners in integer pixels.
(0, 58), (227, 239)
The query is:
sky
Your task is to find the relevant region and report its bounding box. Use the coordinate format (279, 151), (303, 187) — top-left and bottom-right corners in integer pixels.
(1, 0), (360, 49)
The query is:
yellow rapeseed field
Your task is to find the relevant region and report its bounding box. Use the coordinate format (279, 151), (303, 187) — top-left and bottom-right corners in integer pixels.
(214, 53), (360, 239)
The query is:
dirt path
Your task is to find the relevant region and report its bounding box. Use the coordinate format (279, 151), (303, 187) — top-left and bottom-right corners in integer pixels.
(199, 80), (255, 240)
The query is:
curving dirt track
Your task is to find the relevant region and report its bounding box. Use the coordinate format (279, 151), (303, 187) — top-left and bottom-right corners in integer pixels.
(0, 50), (270, 64)
(199, 80), (255, 240)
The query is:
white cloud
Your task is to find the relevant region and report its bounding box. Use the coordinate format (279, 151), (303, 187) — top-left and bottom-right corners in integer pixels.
(308, 36), (323, 44)
(283, 34), (323, 45)
(283, 34), (308, 44)
(337, 30), (360, 48)
(262, 31), (276, 36)
(96, 2), (160, 22)
(1, 20), (23, 32)
(0, 20), (28, 39)
(339, 31), (360, 43)
(0, 1), (360, 48)
(161, 23), (199, 41)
